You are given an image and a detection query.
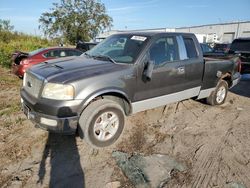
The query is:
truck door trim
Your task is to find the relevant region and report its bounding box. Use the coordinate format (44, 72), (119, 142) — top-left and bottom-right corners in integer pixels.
(131, 86), (201, 113)
(197, 87), (216, 99)
(176, 35), (188, 60)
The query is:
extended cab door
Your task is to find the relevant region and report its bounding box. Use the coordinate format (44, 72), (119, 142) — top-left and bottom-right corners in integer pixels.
(180, 35), (204, 90)
(132, 34), (203, 113)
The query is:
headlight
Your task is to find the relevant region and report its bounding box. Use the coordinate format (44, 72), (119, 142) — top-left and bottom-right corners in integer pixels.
(42, 83), (75, 100)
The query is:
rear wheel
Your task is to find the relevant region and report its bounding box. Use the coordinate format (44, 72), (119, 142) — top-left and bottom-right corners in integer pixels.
(206, 80), (228, 105)
(78, 99), (125, 148)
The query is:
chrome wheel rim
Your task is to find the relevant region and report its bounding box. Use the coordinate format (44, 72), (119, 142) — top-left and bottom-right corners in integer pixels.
(93, 111), (119, 141)
(216, 86), (226, 103)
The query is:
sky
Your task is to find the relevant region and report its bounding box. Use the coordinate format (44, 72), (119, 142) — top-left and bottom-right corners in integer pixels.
(0, 0), (250, 35)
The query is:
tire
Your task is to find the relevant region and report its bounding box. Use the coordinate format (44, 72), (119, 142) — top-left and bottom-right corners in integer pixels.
(78, 99), (125, 148)
(206, 80), (228, 106)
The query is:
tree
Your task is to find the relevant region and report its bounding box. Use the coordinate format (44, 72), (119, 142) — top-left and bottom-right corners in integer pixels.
(0, 19), (14, 32)
(39, 0), (112, 44)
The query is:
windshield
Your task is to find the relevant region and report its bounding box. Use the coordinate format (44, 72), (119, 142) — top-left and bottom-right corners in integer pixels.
(29, 48), (45, 56)
(86, 34), (149, 64)
(230, 39), (250, 52)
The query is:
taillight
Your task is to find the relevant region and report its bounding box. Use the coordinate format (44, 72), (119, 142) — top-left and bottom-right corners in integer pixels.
(224, 48), (230, 53)
(237, 59), (242, 73)
(233, 56), (242, 73)
(20, 59), (30, 65)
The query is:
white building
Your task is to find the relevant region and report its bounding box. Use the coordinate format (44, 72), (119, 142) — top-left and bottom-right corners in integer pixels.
(97, 21), (250, 43)
(175, 21), (250, 43)
(96, 28), (175, 41)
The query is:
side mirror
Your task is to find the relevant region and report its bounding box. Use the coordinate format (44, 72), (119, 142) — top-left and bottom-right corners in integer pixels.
(143, 60), (155, 81)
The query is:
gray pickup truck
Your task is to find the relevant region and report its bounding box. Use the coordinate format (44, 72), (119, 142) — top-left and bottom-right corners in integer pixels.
(21, 32), (241, 147)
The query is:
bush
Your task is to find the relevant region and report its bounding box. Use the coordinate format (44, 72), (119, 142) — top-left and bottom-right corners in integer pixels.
(0, 31), (55, 68)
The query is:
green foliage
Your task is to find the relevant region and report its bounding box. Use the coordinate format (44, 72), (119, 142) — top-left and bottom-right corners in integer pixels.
(39, 0), (113, 44)
(0, 30), (54, 68)
(0, 19), (14, 32)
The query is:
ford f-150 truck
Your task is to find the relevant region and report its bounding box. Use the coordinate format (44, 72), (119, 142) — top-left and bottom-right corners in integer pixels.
(21, 32), (241, 148)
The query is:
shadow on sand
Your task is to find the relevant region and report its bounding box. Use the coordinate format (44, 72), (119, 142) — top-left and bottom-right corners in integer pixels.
(37, 133), (85, 188)
(230, 74), (250, 98)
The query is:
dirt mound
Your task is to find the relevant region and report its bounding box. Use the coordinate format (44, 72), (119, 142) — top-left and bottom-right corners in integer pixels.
(1, 67), (250, 188)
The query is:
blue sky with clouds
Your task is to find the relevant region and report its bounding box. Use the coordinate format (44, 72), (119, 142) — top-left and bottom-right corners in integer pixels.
(0, 0), (250, 35)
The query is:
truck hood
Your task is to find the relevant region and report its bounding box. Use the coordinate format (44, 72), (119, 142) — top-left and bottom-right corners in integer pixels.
(28, 56), (130, 83)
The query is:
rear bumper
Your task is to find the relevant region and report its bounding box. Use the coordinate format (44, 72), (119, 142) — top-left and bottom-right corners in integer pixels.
(230, 72), (241, 88)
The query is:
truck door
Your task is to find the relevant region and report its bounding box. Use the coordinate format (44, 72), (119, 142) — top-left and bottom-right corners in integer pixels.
(132, 35), (186, 110)
(181, 36), (204, 90)
(132, 34), (203, 113)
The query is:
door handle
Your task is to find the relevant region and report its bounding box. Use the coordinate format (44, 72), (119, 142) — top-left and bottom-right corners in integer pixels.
(177, 66), (185, 74)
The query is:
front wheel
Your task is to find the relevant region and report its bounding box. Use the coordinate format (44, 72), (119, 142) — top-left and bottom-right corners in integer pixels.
(78, 99), (125, 148)
(206, 80), (228, 105)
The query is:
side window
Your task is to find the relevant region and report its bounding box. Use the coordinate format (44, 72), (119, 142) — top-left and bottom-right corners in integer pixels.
(183, 38), (198, 58)
(74, 50), (83, 56)
(66, 50), (82, 56)
(43, 50), (59, 58)
(43, 51), (51, 58)
(149, 36), (179, 65)
(59, 50), (66, 57)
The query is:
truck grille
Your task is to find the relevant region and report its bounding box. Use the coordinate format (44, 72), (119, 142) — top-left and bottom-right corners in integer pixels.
(23, 72), (44, 98)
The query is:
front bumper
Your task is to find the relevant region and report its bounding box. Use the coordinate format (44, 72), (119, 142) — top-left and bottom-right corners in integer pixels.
(22, 102), (78, 134)
(21, 90), (83, 134)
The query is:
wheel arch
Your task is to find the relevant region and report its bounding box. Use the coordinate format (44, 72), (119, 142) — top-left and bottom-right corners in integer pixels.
(220, 72), (232, 88)
(81, 89), (132, 116)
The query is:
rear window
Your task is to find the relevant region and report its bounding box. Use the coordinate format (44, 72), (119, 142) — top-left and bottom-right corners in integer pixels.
(89, 44), (96, 49)
(230, 39), (250, 52)
(29, 48), (45, 56)
(183, 38), (198, 58)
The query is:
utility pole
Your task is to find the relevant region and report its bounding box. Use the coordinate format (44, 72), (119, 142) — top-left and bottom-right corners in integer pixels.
(236, 21), (240, 38)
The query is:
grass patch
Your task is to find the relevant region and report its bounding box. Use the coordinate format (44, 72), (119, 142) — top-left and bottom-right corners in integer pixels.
(0, 30), (55, 68)
(0, 102), (11, 111)
(0, 102), (21, 117)
(15, 117), (25, 125)
(0, 67), (21, 87)
(0, 76), (20, 85)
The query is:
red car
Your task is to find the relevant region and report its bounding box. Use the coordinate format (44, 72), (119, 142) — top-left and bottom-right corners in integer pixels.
(12, 47), (82, 78)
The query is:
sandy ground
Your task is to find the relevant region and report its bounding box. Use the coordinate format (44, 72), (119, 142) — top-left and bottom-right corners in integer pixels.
(0, 67), (250, 188)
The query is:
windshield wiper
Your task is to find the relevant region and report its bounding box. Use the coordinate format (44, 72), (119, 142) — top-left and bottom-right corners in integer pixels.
(84, 52), (93, 58)
(84, 53), (117, 64)
(92, 55), (117, 64)
(53, 64), (63, 69)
